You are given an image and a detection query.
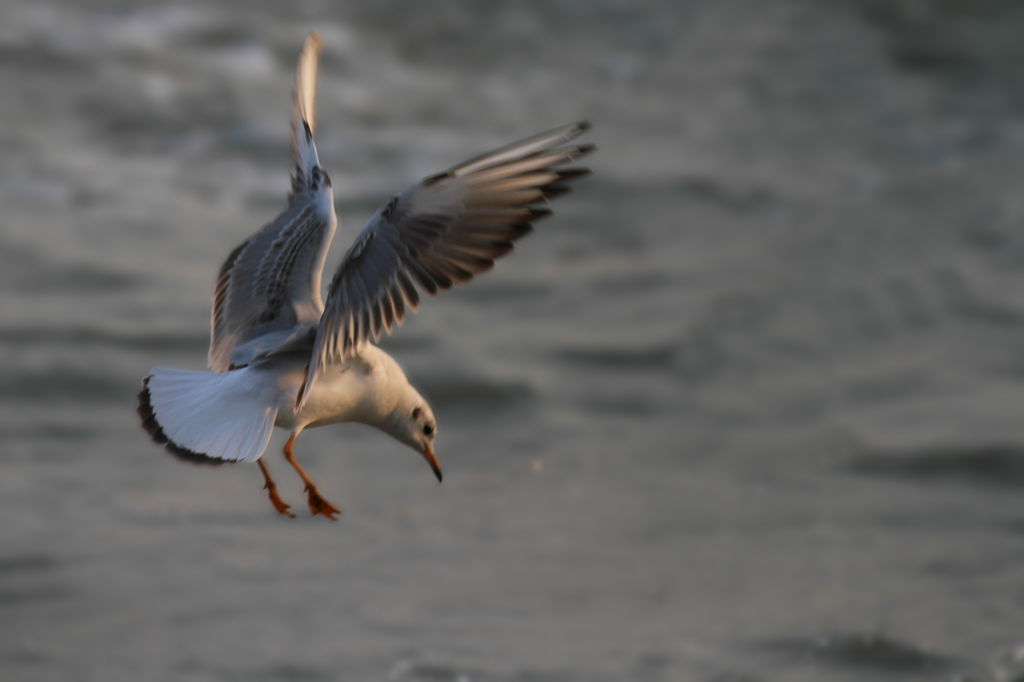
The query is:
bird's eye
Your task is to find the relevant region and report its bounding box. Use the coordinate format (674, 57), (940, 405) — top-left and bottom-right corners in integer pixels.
(423, 423), (434, 436)
(412, 407), (422, 419)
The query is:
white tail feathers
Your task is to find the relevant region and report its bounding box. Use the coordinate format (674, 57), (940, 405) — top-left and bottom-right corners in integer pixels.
(137, 366), (281, 464)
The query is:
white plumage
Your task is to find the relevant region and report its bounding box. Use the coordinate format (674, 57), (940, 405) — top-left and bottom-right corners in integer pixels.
(137, 32), (594, 518)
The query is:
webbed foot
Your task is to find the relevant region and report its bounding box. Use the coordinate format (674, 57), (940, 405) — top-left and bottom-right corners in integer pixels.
(305, 486), (341, 520)
(264, 481), (295, 518)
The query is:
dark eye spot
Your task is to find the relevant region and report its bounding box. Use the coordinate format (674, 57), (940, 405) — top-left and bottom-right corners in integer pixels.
(412, 407), (422, 419)
(423, 423), (434, 436)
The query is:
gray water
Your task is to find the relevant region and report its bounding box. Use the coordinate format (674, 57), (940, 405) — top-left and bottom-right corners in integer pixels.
(3, 0), (1024, 680)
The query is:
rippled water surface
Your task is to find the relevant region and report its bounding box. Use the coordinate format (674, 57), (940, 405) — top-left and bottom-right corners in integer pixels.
(3, 1), (1024, 680)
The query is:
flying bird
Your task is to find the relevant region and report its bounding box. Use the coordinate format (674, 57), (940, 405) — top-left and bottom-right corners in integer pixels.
(136, 32), (594, 518)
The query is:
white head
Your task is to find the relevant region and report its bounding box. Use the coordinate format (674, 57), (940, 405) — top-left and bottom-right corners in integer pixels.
(383, 392), (442, 482)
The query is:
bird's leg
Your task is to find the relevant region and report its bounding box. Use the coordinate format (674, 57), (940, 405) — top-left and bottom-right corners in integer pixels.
(257, 458), (294, 518)
(282, 432), (341, 519)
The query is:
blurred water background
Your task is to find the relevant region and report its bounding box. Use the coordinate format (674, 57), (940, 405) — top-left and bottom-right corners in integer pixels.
(2, 0), (1024, 680)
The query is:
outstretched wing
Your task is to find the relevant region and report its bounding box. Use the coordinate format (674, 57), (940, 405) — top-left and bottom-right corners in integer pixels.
(208, 32), (337, 371)
(297, 121), (594, 407)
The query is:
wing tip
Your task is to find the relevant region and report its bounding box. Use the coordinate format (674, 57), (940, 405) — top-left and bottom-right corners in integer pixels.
(557, 168), (592, 181)
(558, 120), (591, 144)
(293, 30), (324, 142)
(543, 184), (573, 199)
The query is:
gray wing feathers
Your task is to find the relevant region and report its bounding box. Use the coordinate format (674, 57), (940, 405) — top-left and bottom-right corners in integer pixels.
(444, 122), (593, 177)
(209, 32), (336, 372)
(297, 121), (594, 407)
(209, 202), (335, 371)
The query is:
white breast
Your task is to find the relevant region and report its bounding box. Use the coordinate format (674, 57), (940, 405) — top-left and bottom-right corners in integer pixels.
(276, 345), (413, 431)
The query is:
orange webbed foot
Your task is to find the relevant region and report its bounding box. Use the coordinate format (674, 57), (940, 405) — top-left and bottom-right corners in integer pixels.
(264, 482), (295, 518)
(305, 486), (341, 520)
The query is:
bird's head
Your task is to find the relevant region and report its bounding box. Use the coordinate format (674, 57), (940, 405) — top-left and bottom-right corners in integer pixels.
(385, 397), (442, 483)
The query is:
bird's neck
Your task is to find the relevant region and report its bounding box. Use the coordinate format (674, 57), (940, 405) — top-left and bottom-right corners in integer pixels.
(353, 345), (425, 430)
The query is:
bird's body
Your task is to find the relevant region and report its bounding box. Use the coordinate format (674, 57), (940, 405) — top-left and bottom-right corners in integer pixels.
(136, 32), (593, 518)
(269, 344), (424, 433)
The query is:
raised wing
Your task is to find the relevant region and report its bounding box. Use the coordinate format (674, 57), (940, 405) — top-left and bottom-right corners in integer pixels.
(208, 32), (337, 371)
(297, 121), (594, 407)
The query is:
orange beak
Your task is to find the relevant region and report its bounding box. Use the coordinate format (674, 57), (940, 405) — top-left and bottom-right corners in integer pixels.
(421, 445), (443, 483)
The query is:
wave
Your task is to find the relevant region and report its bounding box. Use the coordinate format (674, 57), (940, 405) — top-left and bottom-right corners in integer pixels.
(848, 443), (1024, 489)
(748, 631), (959, 674)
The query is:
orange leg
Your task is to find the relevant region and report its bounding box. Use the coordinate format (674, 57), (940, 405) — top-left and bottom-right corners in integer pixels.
(257, 458), (294, 518)
(282, 432), (341, 520)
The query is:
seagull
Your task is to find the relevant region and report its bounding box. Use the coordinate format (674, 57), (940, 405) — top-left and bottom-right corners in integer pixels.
(136, 32), (594, 519)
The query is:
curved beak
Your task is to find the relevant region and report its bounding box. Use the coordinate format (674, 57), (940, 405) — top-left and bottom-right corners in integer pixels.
(421, 445), (443, 483)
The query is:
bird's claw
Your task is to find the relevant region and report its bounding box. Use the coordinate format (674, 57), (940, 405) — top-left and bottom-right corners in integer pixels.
(264, 482), (295, 518)
(305, 486), (341, 520)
